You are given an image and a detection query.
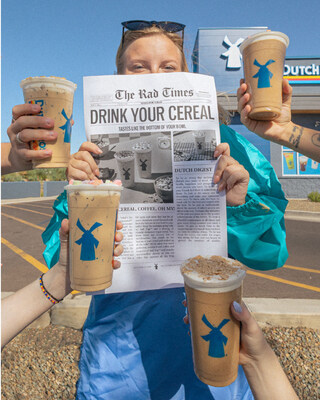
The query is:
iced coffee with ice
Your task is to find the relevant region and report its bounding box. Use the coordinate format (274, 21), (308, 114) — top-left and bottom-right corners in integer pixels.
(20, 76), (77, 168)
(66, 179), (122, 292)
(181, 255), (246, 387)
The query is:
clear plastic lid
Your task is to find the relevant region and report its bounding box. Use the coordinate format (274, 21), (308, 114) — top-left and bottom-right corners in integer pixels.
(65, 181), (122, 193)
(20, 76), (77, 92)
(240, 31), (289, 54)
(181, 256), (246, 293)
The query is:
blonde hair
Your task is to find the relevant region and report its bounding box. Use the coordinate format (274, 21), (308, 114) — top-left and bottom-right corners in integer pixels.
(116, 26), (230, 125)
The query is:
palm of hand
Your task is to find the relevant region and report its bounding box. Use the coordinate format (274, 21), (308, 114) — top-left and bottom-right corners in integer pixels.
(245, 101), (292, 142)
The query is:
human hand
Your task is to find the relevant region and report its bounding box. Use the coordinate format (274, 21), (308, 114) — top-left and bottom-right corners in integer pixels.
(58, 219), (124, 270)
(237, 78), (293, 145)
(54, 218), (124, 297)
(230, 301), (271, 367)
(182, 299), (271, 366)
(67, 141), (102, 180)
(7, 103), (57, 171)
(213, 143), (249, 206)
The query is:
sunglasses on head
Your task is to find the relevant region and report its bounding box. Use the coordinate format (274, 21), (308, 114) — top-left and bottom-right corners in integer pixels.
(121, 20), (185, 48)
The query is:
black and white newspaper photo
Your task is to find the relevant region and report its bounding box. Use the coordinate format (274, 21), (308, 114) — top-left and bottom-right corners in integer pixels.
(83, 72), (227, 293)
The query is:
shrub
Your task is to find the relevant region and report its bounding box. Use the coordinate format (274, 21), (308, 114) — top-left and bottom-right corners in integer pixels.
(308, 191), (320, 202)
(1, 168), (67, 182)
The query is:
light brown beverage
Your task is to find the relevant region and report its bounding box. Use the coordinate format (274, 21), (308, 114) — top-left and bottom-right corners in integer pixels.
(66, 182), (122, 292)
(240, 32), (289, 120)
(181, 256), (246, 387)
(20, 76), (77, 168)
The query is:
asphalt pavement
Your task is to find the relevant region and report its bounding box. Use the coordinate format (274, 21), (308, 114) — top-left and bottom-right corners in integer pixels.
(1, 196), (320, 329)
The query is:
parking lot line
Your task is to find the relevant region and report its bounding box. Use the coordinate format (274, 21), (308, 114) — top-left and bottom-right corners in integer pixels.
(1, 213), (45, 231)
(283, 264), (320, 274)
(247, 270), (320, 293)
(1, 237), (48, 274)
(2, 204), (53, 217)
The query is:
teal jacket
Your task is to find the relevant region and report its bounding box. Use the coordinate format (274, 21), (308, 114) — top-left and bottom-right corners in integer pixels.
(42, 124), (288, 271)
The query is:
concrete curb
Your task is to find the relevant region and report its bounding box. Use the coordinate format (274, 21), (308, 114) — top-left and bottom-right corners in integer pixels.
(1, 196), (58, 205)
(2, 292), (320, 330)
(284, 210), (320, 222)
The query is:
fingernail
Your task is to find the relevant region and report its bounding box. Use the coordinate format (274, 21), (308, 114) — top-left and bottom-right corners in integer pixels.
(95, 169), (100, 176)
(44, 150), (51, 156)
(214, 150), (218, 158)
(31, 104), (40, 111)
(233, 301), (242, 313)
(97, 148), (103, 154)
(45, 118), (52, 126)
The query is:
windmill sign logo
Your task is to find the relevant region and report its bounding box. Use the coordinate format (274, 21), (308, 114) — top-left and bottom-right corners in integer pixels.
(221, 35), (244, 69)
(75, 218), (102, 261)
(252, 59), (275, 88)
(201, 314), (230, 358)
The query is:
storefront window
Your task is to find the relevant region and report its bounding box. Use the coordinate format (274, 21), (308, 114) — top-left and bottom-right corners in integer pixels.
(282, 147), (320, 176)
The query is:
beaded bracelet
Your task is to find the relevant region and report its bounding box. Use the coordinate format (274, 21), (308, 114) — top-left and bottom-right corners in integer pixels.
(39, 274), (62, 305)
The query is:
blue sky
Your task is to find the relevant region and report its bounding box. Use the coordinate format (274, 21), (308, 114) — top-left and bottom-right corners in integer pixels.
(2, 0), (320, 153)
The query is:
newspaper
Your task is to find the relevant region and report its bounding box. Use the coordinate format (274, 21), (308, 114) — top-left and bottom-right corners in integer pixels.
(83, 72), (227, 293)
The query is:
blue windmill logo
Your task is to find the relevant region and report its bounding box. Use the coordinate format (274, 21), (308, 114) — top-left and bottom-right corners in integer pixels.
(75, 218), (102, 261)
(59, 109), (73, 143)
(252, 59), (275, 88)
(201, 314), (230, 358)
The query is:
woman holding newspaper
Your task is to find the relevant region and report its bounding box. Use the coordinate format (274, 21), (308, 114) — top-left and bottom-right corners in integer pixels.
(8, 21), (296, 399)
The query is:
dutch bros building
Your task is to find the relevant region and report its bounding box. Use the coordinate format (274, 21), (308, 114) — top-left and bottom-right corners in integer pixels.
(192, 27), (320, 198)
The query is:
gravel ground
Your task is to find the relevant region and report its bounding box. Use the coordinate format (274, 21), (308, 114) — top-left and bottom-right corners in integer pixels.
(1, 325), (319, 399)
(287, 199), (320, 212)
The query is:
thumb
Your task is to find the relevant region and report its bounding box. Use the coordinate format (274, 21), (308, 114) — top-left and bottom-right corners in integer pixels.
(59, 219), (69, 267)
(231, 301), (257, 334)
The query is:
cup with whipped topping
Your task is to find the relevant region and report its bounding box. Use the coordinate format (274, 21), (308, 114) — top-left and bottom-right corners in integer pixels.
(114, 150), (135, 188)
(20, 76), (77, 168)
(132, 141), (152, 179)
(66, 179), (122, 292)
(181, 255), (246, 387)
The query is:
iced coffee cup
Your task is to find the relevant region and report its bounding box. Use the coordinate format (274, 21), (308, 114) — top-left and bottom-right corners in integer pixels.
(299, 155), (308, 172)
(132, 142), (152, 178)
(181, 255), (246, 387)
(20, 76), (77, 168)
(240, 31), (289, 120)
(193, 131), (206, 154)
(114, 150), (135, 188)
(66, 180), (122, 292)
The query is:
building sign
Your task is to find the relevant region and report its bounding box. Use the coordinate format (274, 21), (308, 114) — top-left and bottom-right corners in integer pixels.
(282, 147), (320, 176)
(221, 36), (244, 69)
(283, 62), (320, 85)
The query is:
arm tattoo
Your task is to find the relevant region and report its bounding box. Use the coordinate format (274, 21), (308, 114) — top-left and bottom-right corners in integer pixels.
(311, 132), (320, 148)
(289, 125), (303, 149)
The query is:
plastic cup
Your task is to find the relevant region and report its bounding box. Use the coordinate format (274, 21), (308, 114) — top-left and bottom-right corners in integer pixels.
(66, 182), (122, 292)
(284, 153), (295, 170)
(181, 256), (246, 387)
(193, 131), (206, 154)
(240, 31), (289, 120)
(20, 76), (77, 168)
(114, 150), (135, 188)
(132, 142), (152, 178)
(299, 155), (308, 172)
